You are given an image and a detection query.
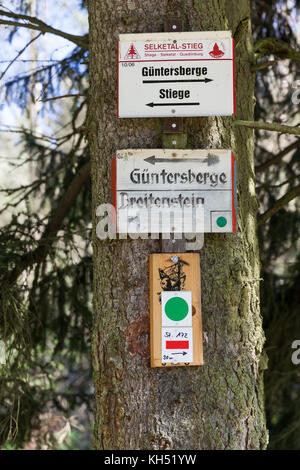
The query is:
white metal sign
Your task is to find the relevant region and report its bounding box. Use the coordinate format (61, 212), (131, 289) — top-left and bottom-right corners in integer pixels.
(161, 291), (193, 365)
(112, 149), (237, 234)
(118, 31), (235, 118)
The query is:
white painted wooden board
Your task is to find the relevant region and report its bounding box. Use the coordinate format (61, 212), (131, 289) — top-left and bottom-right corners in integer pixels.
(112, 149), (237, 234)
(118, 31), (235, 118)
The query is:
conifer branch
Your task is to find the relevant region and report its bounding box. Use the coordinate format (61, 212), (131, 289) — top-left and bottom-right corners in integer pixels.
(6, 161), (90, 284)
(251, 60), (278, 72)
(233, 120), (300, 136)
(0, 32), (42, 80)
(255, 140), (300, 173)
(254, 38), (300, 62)
(0, 9), (88, 49)
(258, 184), (300, 226)
(39, 93), (85, 102)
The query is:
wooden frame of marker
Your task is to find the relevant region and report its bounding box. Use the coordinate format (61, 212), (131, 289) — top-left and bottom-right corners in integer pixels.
(149, 253), (203, 367)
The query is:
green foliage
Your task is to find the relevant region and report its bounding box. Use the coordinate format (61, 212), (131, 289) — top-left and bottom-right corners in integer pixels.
(252, 0), (300, 450)
(0, 0), (92, 448)
(262, 261), (300, 449)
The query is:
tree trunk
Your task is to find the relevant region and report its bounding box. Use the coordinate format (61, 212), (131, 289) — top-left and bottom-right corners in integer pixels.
(88, 0), (268, 450)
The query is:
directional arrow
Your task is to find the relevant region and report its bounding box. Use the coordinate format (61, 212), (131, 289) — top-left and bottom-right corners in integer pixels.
(143, 78), (213, 84)
(146, 102), (199, 108)
(172, 351), (188, 356)
(144, 154), (219, 166)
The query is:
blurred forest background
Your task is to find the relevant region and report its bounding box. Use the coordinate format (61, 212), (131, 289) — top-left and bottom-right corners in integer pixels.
(0, 0), (299, 450)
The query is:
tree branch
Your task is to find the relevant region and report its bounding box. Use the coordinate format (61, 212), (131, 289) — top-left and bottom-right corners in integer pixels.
(255, 140), (300, 173)
(0, 9), (88, 49)
(257, 184), (300, 226)
(0, 32), (42, 80)
(251, 60), (278, 72)
(254, 38), (300, 62)
(233, 120), (300, 136)
(6, 161), (91, 285)
(39, 93), (85, 102)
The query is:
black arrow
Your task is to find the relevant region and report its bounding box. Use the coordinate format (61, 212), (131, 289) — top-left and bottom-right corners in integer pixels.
(146, 102), (199, 108)
(143, 78), (213, 84)
(144, 154), (219, 166)
(172, 351), (188, 356)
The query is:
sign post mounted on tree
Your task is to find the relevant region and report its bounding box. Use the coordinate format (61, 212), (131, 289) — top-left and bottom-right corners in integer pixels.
(89, 0), (268, 448)
(118, 31), (235, 118)
(116, 28), (237, 368)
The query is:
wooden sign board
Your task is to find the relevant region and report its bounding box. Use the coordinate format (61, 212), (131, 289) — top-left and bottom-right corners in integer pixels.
(112, 149), (237, 234)
(118, 31), (235, 118)
(149, 253), (203, 367)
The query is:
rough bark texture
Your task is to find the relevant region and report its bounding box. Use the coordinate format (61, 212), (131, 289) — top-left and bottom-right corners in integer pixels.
(88, 0), (268, 450)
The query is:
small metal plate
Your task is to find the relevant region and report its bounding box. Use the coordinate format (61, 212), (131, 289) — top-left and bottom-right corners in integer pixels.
(163, 117), (183, 134)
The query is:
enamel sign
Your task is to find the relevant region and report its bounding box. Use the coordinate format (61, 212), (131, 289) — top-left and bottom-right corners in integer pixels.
(112, 149), (237, 234)
(118, 31), (235, 118)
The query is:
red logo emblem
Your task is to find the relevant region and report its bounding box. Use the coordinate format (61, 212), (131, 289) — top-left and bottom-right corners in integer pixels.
(209, 43), (225, 58)
(124, 43), (141, 60)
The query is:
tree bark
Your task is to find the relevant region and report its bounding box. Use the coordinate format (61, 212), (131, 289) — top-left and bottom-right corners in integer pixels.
(88, 0), (268, 450)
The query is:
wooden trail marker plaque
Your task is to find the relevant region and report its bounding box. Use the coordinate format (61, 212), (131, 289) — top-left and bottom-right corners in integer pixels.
(150, 253), (203, 367)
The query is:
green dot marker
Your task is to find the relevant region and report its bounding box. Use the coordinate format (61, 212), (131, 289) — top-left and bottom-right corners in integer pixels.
(217, 216), (227, 228)
(165, 297), (189, 322)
